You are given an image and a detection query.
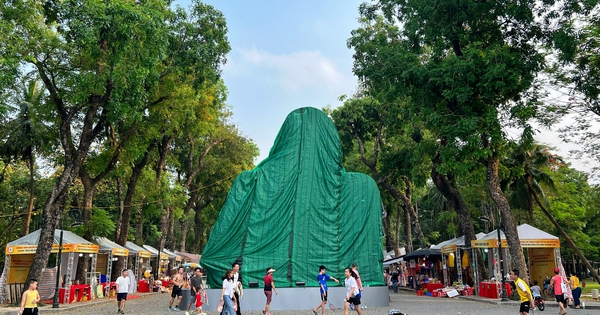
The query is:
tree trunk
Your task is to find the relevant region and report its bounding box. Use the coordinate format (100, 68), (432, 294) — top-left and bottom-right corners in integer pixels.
(526, 180), (600, 284)
(114, 176), (124, 242)
(23, 156), (35, 236)
(431, 164), (489, 281)
(486, 155), (529, 283)
(179, 188), (199, 252)
(167, 206), (175, 250)
(379, 180), (427, 248)
(75, 174), (95, 283)
(114, 142), (156, 274)
(404, 204), (413, 253)
(135, 206), (144, 244)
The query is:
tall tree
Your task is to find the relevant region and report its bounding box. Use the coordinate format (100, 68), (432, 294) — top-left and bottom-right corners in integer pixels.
(348, 0), (596, 282)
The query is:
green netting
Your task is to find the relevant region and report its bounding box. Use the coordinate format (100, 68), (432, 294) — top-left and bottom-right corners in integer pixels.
(201, 107), (384, 288)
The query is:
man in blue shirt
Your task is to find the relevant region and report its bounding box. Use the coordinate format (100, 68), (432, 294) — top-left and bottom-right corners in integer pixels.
(312, 265), (339, 315)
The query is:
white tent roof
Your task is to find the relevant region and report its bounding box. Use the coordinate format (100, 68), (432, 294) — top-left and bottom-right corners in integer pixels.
(7, 229), (93, 246)
(93, 236), (127, 253)
(478, 224), (558, 241)
(125, 241), (146, 254)
(143, 244), (159, 257)
(162, 248), (179, 259)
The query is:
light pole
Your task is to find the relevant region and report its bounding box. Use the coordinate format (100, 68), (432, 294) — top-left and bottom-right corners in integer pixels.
(479, 215), (508, 301)
(52, 211), (81, 308)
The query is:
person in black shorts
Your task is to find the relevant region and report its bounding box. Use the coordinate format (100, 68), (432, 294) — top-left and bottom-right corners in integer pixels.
(169, 267), (185, 312)
(188, 267), (205, 314)
(116, 269), (130, 314)
(312, 265), (339, 315)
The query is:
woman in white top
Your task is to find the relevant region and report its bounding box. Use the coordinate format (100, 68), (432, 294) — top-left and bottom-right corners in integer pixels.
(344, 267), (362, 315)
(220, 269), (235, 315)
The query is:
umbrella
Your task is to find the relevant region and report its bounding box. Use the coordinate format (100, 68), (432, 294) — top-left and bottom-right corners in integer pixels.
(403, 248), (442, 260)
(183, 262), (201, 268)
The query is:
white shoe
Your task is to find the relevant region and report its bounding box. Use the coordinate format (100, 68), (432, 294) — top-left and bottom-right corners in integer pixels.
(185, 312), (189, 315)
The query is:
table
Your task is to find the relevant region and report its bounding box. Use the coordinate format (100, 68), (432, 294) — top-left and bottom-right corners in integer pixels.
(138, 280), (150, 293)
(59, 284), (91, 303)
(479, 282), (511, 298)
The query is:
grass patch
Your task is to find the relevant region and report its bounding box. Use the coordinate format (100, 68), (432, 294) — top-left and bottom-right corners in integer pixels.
(582, 281), (600, 295)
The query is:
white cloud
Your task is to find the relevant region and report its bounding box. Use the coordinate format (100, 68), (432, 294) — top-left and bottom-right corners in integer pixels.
(236, 48), (353, 93)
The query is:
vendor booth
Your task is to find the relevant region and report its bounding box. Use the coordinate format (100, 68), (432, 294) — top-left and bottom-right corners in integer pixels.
(5, 229), (99, 304)
(162, 248), (182, 269)
(176, 251), (200, 264)
(439, 233), (486, 287)
(93, 237), (129, 285)
(124, 241), (152, 282)
(403, 248), (442, 290)
(143, 245), (169, 277)
(471, 223), (561, 299)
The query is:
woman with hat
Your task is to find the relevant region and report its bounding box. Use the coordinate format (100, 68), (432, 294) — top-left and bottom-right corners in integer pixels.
(263, 267), (278, 315)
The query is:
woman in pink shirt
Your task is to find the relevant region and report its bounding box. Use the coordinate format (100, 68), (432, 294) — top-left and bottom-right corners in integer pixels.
(550, 268), (567, 315)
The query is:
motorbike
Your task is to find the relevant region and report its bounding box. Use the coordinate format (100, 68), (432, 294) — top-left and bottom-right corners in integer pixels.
(534, 296), (545, 311)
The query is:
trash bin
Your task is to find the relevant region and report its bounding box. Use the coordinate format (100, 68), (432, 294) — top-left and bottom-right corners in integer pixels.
(180, 288), (191, 309)
(592, 289), (599, 299)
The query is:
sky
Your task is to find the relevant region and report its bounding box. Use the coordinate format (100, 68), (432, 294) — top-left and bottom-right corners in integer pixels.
(175, 0), (595, 174)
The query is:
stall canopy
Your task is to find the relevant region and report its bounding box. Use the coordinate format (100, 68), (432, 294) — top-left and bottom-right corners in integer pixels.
(143, 245), (168, 260)
(471, 224), (560, 248)
(403, 248), (442, 260)
(94, 237), (129, 256)
(162, 249), (182, 262)
(176, 251), (200, 263)
(125, 242), (151, 258)
(6, 229), (98, 254)
(383, 256), (404, 266)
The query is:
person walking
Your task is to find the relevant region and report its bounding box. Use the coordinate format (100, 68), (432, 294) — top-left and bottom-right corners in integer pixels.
(116, 269), (130, 314)
(509, 269), (533, 315)
(231, 262), (242, 315)
(187, 267), (205, 315)
(169, 267), (185, 312)
(312, 265), (339, 315)
(263, 267), (277, 315)
(569, 272), (582, 309)
(390, 267), (399, 293)
(351, 263), (363, 296)
(550, 267), (568, 315)
(343, 267), (362, 315)
(220, 269), (235, 315)
(18, 279), (40, 315)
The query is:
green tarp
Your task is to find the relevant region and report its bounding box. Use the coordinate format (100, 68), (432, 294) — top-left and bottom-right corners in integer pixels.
(201, 107), (384, 288)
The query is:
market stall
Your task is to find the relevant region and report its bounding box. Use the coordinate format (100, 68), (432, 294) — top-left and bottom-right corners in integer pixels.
(162, 248), (182, 269)
(176, 251), (200, 264)
(403, 248), (442, 290)
(143, 245), (169, 277)
(440, 233), (486, 287)
(5, 229), (99, 303)
(124, 242), (152, 282)
(93, 237), (129, 285)
(471, 223), (561, 298)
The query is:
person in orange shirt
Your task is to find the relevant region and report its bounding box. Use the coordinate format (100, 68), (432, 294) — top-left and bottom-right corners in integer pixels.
(19, 279), (40, 315)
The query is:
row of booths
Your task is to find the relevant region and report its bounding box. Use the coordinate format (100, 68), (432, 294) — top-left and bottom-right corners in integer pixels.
(384, 224), (561, 299)
(2, 229), (199, 303)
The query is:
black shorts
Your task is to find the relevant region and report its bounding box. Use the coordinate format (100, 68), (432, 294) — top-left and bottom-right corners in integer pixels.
(117, 292), (128, 301)
(22, 308), (38, 315)
(171, 285), (182, 298)
(520, 301), (530, 313)
(321, 291), (328, 301)
(555, 294), (565, 304)
(347, 295), (361, 305)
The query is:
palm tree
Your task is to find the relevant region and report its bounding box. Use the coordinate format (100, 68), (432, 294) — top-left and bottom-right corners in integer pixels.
(0, 80), (47, 235)
(502, 136), (600, 283)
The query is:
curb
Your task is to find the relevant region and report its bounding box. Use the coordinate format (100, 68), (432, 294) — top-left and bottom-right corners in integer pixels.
(458, 296), (600, 310)
(0, 292), (160, 315)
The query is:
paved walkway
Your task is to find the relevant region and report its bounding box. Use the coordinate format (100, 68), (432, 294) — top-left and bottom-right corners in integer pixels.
(2, 291), (600, 314)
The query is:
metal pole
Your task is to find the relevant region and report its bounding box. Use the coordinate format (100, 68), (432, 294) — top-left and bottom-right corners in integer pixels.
(52, 221), (64, 308)
(497, 216), (508, 301)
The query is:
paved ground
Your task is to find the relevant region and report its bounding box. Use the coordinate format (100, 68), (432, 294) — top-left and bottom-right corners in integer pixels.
(3, 291), (600, 315)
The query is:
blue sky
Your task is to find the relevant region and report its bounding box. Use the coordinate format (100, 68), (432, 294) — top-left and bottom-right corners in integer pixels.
(176, 0), (363, 162)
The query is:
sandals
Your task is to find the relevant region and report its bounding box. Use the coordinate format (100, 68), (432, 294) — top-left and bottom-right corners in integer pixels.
(312, 310), (318, 315)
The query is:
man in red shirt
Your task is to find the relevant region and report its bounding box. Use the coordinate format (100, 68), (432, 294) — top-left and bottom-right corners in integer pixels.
(550, 268), (567, 315)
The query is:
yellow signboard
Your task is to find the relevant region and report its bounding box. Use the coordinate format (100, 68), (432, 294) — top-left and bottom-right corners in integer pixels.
(112, 248), (129, 256)
(160, 253), (169, 260)
(441, 244), (457, 254)
(471, 239), (508, 248)
(138, 250), (151, 258)
(471, 238), (559, 248)
(7, 254), (34, 283)
(175, 255), (182, 262)
(6, 243), (99, 255)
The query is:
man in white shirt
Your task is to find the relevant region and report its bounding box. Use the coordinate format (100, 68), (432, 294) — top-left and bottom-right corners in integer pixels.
(116, 269), (131, 314)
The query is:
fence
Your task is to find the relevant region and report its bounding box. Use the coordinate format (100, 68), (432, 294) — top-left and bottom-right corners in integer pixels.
(4, 282), (25, 304)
